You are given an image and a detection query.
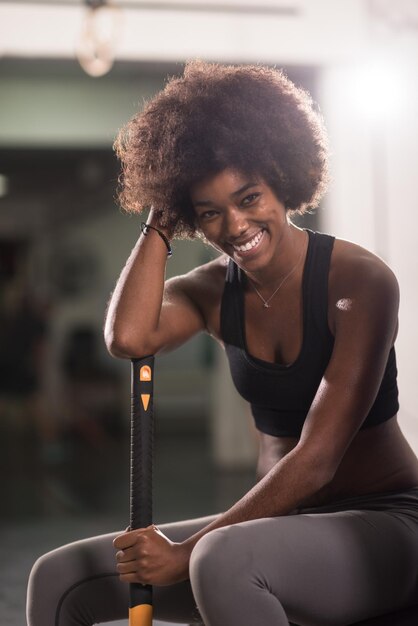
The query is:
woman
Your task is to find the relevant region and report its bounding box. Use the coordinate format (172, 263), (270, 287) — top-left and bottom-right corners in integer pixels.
(27, 61), (418, 626)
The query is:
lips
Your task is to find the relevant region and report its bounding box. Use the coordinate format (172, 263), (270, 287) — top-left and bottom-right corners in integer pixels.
(232, 229), (264, 253)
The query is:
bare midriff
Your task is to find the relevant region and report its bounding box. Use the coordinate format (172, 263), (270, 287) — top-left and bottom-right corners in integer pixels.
(256, 415), (418, 507)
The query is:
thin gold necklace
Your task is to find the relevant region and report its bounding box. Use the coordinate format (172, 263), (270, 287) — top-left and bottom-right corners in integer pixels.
(247, 236), (306, 309)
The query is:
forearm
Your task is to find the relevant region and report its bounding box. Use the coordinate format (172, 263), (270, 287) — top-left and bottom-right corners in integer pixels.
(181, 446), (331, 562)
(104, 212), (171, 357)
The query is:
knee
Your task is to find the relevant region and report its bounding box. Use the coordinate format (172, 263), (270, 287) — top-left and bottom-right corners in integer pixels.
(28, 545), (97, 626)
(28, 549), (58, 598)
(27, 548), (65, 625)
(189, 525), (252, 595)
(189, 529), (221, 592)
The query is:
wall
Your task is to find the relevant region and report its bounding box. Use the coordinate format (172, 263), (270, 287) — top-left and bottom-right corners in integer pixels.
(0, 70), (165, 147)
(319, 32), (418, 451)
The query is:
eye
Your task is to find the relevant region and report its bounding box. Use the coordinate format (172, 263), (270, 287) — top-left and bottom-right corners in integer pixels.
(241, 192), (260, 206)
(198, 209), (219, 221)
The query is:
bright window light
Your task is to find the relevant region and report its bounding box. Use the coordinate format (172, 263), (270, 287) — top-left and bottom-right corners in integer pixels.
(349, 56), (407, 121)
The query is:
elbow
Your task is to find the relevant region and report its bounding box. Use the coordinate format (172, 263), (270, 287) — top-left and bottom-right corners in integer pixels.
(106, 339), (131, 359)
(300, 462), (335, 504)
(304, 463), (334, 496)
(316, 465), (336, 492)
(292, 442), (337, 493)
(310, 451), (336, 488)
(104, 331), (131, 359)
(104, 329), (153, 360)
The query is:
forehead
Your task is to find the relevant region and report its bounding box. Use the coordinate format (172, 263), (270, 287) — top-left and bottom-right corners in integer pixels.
(190, 168), (261, 202)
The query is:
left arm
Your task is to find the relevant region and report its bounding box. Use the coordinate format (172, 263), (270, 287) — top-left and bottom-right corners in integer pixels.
(114, 253), (400, 585)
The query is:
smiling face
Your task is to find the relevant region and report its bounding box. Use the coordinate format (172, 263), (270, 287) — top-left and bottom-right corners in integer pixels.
(191, 168), (291, 274)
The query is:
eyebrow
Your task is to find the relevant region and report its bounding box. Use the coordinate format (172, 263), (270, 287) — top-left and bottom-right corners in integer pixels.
(193, 182), (259, 208)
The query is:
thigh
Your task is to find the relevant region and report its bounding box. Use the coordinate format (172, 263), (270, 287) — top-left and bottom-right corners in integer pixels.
(223, 508), (418, 626)
(27, 513), (217, 626)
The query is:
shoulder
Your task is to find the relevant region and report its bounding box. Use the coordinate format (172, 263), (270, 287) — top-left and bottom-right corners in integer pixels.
(330, 237), (399, 299)
(165, 254), (228, 308)
(328, 237), (399, 337)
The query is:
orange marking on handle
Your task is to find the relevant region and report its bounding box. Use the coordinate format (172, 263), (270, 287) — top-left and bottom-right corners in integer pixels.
(129, 603), (152, 625)
(141, 394), (150, 411)
(140, 365), (152, 381)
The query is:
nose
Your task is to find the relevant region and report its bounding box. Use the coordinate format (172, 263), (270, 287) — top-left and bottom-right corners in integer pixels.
(223, 207), (248, 241)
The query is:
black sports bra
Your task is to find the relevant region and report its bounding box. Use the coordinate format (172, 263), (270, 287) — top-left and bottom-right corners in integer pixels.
(220, 229), (399, 438)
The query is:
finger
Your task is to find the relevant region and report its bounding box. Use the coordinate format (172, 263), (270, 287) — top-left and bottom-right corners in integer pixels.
(116, 560), (137, 575)
(116, 542), (150, 563)
(115, 549), (136, 563)
(113, 536), (132, 550)
(113, 530), (141, 549)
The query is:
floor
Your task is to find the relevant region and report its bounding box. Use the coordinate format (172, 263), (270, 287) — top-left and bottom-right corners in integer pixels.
(0, 420), (254, 625)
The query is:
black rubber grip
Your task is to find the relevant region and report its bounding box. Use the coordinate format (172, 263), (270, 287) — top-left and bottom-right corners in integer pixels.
(129, 356), (154, 611)
(129, 581), (152, 610)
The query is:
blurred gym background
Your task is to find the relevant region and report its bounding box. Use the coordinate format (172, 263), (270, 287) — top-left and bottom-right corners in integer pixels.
(0, 1), (417, 624)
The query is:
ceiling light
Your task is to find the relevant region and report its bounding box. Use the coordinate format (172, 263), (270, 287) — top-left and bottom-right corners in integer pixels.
(76, 0), (123, 78)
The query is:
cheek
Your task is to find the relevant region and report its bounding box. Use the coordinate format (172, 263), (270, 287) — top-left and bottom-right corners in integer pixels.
(199, 221), (218, 240)
(258, 202), (277, 218)
(200, 227), (225, 252)
(258, 205), (286, 228)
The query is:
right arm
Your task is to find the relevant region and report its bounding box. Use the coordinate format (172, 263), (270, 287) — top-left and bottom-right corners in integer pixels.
(104, 211), (206, 358)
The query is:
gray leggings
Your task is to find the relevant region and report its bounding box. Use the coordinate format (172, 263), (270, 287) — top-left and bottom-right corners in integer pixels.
(26, 487), (418, 626)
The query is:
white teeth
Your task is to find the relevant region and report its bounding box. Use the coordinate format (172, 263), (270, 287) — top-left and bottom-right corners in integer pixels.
(233, 230), (263, 253)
